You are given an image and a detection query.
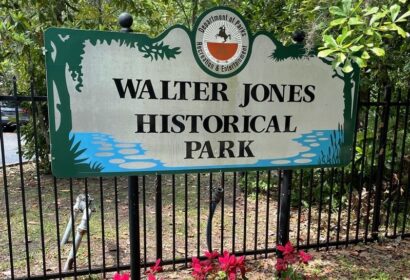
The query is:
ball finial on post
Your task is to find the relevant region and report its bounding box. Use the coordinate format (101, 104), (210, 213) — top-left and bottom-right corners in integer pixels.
(118, 12), (133, 32)
(292, 30), (305, 43)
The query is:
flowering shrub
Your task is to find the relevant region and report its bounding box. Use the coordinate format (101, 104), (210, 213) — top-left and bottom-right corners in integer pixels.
(191, 250), (247, 280)
(275, 242), (313, 279)
(112, 245), (310, 280)
(146, 259), (163, 280)
(113, 272), (129, 280)
(112, 258), (162, 280)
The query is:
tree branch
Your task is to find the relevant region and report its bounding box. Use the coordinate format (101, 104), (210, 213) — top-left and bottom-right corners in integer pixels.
(175, 0), (191, 29)
(64, 0), (79, 12)
(191, 0), (198, 27)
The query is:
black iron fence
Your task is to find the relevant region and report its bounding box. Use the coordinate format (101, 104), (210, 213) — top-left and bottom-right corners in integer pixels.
(0, 79), (409, 279)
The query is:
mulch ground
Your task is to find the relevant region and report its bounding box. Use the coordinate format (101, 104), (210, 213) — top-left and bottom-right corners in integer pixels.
(158, 238), (410, 279)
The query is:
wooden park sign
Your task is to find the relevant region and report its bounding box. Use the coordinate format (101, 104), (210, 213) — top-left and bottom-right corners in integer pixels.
(44, 7), (359, 178)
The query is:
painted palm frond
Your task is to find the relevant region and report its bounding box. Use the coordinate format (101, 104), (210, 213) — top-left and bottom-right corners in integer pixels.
(138, 41), (181, 61)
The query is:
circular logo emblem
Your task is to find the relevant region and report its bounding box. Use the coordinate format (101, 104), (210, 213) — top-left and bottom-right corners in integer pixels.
(194, 8), (250, 78)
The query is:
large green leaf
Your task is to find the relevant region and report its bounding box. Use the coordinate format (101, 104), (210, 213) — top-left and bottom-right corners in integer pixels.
(396, 10), (410, 22)
(390, 4), (401, 22)
(330, 18), (347, 26)
(364, 7), (379, 16)
(318, 48), (337, 57)
(349, 45), (364, 52)
(323, 35), (338, 48)
(342, 0), (352, 14)
(342, 59), (353, 73)
(352, 56), (367, 67)
(348, 17), (364, 25)
(337, 29), (353, 44)
(389, 23), (408, 37)
(361, 50), (370, 59)
(370, 47), (385, 56)
(370, 12), (387, 25)
(329, 6), (346, 16)
(334, 52), (347, 68)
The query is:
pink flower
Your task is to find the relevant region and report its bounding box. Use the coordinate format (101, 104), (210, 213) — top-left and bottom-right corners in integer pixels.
(201, 261), (213, 274)
(275, 258), (287, 272)
(228, 270), (237, 280)
(191, 257), (213, 280)
(204, 250), (220, 260)
(150, 259), (162, 273)
(283, 251), (297, 265)
(236, 255), (247, 277)
(145, 259), (162, 280)
(113, 272), (130, 280)
(275, 242), (313, 278)
(218, 251), (237, 272)
(299, 251), (313, 264)
(191, 250), (247, 280)
(277, 241), (294, 256)
(218, 252), (248, 279)
(191, 257), (203, 279)
(147, 273), (156, 280)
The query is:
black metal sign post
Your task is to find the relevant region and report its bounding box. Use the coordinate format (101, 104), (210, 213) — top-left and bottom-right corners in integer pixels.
(128, 175), (140, 280)
(277, 170), (292, 253)
(277, 32), (304, 253)
(118, 13), (141, 280)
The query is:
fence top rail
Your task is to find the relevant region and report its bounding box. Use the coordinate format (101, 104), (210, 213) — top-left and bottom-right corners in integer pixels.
(0, 95), (47, 102)
(359, 101), (410, 106)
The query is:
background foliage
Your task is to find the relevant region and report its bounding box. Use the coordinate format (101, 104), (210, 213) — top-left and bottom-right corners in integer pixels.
(0, 0), (408, 173)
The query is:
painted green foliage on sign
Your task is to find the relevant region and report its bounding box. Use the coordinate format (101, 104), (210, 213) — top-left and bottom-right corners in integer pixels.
(45, 28), (183, 176)
(45, 7), (359, 178)
(271, 42), (359, 165)
(139, 41), (181, 61)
